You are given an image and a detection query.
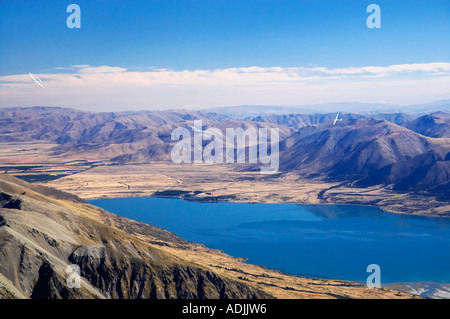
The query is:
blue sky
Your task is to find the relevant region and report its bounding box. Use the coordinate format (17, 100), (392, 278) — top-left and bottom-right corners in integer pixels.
(0, 0), (449, 110)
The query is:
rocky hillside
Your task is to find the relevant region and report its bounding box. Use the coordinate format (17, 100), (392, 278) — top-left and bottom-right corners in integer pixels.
(278, 118), (450, 197)
(250, 112), (414, 129)
(0, 106), (294, 163)
(403, 112), (450, 138)
(0, 174), (271, 299)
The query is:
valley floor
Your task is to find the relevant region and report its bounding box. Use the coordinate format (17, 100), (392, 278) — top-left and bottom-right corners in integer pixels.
(2, 161), (449, 299)
(29, 162), (450, 218)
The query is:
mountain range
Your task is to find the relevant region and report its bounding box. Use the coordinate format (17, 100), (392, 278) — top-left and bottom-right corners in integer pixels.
(278, 117), (449, 198)
(204, 100), (450, 118)
(0, 106), (448, 201)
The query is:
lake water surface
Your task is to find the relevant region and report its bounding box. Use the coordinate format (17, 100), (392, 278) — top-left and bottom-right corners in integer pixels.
(89, 197), (450, 284)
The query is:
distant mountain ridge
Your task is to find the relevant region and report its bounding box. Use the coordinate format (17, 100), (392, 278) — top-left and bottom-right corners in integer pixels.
(0, 106), (295, 162)
(0, 106), (448, 205)
(204, 99), (450, 118)
(278, 118), (450, 198)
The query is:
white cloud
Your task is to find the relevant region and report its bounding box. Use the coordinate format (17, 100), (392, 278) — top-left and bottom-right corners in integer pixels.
(73, 65), (128, 74)
(0, 63), (449, 111)
(313, 63), (450, 77)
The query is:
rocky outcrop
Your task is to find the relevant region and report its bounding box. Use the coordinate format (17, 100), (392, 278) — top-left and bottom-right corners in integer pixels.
(0, 192), (22, 210)
(30, 261), (81, 299)
(68, 245), (267, 299)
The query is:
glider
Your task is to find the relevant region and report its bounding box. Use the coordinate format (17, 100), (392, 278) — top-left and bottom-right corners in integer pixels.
(29, 73), (45, 88)
(333, 112), (342, 125)
(190, 125), (204, 133)
(189, 124), (214, 137)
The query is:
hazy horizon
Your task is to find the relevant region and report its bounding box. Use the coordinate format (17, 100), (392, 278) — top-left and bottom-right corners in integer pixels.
(1, 98), (449, 116)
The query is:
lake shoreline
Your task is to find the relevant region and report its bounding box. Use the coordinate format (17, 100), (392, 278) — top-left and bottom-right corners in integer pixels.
(85, 188), (450, 219)
(38, 163), (448, 218)
(89, 196), (450, 299)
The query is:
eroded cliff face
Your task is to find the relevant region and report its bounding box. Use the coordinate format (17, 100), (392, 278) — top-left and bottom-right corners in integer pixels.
(66, 245), (267, 299)
(0, 174), (271, 299)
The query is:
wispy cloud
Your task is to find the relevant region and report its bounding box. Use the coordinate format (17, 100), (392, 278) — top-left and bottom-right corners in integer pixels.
(73, 65), (128, 74)
(310, 63), (450, 77)
(0, 63), (449, 111)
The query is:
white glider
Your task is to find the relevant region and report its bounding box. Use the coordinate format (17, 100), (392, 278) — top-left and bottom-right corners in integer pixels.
(190, 125), (204, 133)
(333, 112), (342, 125)
(189, 125), (214, 138)
(29, 73), (45, 88)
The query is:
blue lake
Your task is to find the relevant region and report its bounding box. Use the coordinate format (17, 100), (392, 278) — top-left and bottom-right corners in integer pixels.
(89, 197), (450, 284)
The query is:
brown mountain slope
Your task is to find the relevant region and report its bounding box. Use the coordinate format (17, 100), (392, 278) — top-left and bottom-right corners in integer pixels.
(278, 119), (450, 196)
(403, 112), (450, 138)
(0, 174), (271, 299)
(250, 112), (414, 129)
(0, 106), (294, 163)
(251, 113), (365, 129)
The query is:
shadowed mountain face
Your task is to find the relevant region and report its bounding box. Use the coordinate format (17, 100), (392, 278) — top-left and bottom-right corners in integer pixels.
(0, 174), (272, 299)
(403, 112), (450, 138)
(278, 118), (450, 196)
